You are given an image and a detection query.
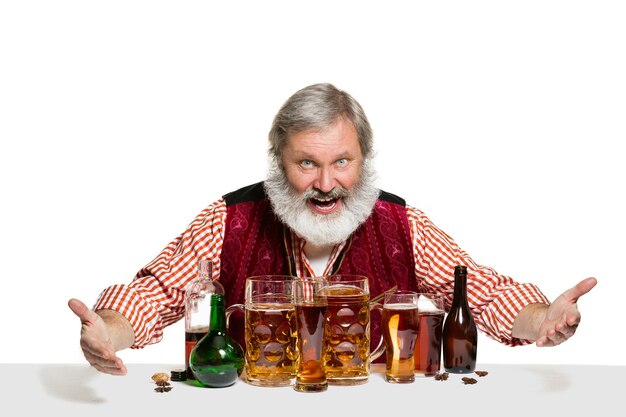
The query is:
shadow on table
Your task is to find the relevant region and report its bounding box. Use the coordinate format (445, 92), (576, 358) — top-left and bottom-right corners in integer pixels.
(39, 365), (106, 404)
(523, 365), (571, 393)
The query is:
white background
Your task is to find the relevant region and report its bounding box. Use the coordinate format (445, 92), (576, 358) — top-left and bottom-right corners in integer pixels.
(1, 1), (624, 366)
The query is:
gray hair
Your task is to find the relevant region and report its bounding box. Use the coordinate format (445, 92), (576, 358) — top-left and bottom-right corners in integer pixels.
(268, 83), (374, 159)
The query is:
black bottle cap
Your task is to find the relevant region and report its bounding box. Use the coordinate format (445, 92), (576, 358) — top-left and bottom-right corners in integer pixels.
(170, 369), (187, 382)
(455, 265), (467, 274)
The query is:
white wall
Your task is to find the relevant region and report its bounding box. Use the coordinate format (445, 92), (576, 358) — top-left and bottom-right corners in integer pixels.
(1, 1), (623, 366)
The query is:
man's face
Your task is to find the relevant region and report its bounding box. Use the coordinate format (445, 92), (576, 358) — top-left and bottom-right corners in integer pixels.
(280, 116), (363, 216)
(264, 116), (379, 246)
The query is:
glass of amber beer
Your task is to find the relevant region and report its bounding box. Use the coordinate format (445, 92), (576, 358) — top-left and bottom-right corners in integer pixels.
(382, 290), (420, 383)
(319, 275), (384, 385)
(225, 276), (297, 387)
(293, 278), (329, 393)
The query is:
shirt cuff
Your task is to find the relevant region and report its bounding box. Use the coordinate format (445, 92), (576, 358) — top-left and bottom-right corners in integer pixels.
(93, 284), (164, 349)
(477, 282), (551, 347)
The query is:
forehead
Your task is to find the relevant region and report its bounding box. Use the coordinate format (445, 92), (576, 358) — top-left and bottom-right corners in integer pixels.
(284, 117), (361, 157)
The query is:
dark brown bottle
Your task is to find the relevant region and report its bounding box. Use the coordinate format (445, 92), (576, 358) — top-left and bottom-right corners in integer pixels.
(442, 265), (477, 373)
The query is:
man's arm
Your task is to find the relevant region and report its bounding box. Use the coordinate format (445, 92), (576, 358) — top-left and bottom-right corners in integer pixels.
(512, 277), (597, 346)
(68, 198), (228, 374)
(407, 206), (549, 346)
(96, 309), (135, 351)
(511, 303), (548, 341)
(91, 198), (228, 350)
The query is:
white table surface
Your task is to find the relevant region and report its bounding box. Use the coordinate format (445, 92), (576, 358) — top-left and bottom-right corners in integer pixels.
(5, 363), (621, 416)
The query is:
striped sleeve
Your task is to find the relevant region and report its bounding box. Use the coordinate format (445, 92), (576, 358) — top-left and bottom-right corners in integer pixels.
(406, 205), (550, 346)
(93, 198), (228, 348)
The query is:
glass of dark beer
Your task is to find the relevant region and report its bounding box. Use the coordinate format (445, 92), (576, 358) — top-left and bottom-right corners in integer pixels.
(293, 278), (328, 393)
(382, 290), (420, 383)
(414, 293), (445, 377)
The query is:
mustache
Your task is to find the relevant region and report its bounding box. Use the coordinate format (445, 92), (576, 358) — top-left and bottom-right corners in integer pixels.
(303, 187), (349, 200)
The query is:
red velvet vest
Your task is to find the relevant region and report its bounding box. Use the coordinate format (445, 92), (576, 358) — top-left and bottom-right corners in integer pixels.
(218, 182), (416, 360)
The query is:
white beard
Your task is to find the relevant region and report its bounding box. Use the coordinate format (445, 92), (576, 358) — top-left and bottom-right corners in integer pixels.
(264, 157), (380, 246)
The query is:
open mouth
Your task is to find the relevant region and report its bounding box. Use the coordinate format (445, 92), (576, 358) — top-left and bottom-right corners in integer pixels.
(309, 197), (340, 213)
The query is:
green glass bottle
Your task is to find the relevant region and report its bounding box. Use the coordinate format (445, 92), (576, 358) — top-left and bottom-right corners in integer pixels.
(184, 259), (225, 381)
(189, 293), (244, 388)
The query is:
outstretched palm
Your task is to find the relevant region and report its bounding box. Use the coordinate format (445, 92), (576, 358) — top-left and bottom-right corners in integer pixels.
(68, 298), (127, 375)
(535, 277), (597, 347)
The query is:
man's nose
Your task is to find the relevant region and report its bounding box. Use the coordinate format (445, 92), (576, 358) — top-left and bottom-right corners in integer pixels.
(313, 167), (336, 193)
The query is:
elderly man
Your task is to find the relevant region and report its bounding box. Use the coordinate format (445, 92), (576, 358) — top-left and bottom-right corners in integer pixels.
(69, 83), (596, 376)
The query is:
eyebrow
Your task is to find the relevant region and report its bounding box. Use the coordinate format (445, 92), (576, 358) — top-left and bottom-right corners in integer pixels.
(291, 151), (354, 160)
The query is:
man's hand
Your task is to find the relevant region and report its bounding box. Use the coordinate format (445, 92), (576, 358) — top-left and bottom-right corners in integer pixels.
(512, 277), (597, 346)
(68, 298), (129, 375)
(534, 277), (597, 347)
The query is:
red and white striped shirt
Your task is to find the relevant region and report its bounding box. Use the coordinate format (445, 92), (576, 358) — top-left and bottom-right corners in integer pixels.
(94, 198), (549, 349)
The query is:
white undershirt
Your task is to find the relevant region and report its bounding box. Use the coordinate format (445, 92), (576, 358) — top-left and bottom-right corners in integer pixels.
(303, 242), (333, 277)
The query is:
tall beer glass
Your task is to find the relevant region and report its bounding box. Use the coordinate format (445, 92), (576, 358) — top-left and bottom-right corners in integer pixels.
(293, 278), (328, 393)
(414, 293), (445, 377)
(382, 290), (419, 383)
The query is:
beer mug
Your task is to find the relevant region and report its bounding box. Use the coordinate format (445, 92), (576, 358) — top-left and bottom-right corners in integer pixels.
(225, 275), (297, 387)
(319, 275), (385, 385)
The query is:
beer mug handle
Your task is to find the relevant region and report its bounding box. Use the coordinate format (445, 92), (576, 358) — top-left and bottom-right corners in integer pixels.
(369, 301), (385, 362)
(225, 303), (244, 332)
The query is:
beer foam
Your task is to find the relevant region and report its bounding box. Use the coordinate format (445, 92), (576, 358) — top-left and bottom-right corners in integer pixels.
(320, 284), (365, 296)
(384, 303), (419, 310)
(417, 297), (444, 313)
(247, 303), (294, 312)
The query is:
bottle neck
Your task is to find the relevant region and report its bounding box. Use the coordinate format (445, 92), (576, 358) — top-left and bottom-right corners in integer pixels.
(209, 293), (226, 332)
(452, 272), (469, 307)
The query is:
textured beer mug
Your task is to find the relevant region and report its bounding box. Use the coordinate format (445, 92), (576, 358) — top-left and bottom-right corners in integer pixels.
(319, 275), (385, 385)
(225, 276), (297, 387)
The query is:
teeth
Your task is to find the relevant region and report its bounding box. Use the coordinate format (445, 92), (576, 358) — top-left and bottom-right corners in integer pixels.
(309, 197), (339, 213)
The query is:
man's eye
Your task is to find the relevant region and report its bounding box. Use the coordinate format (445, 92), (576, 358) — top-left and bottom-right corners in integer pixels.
(300, 160), (314, 168)
(337, 158), (348, 166)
